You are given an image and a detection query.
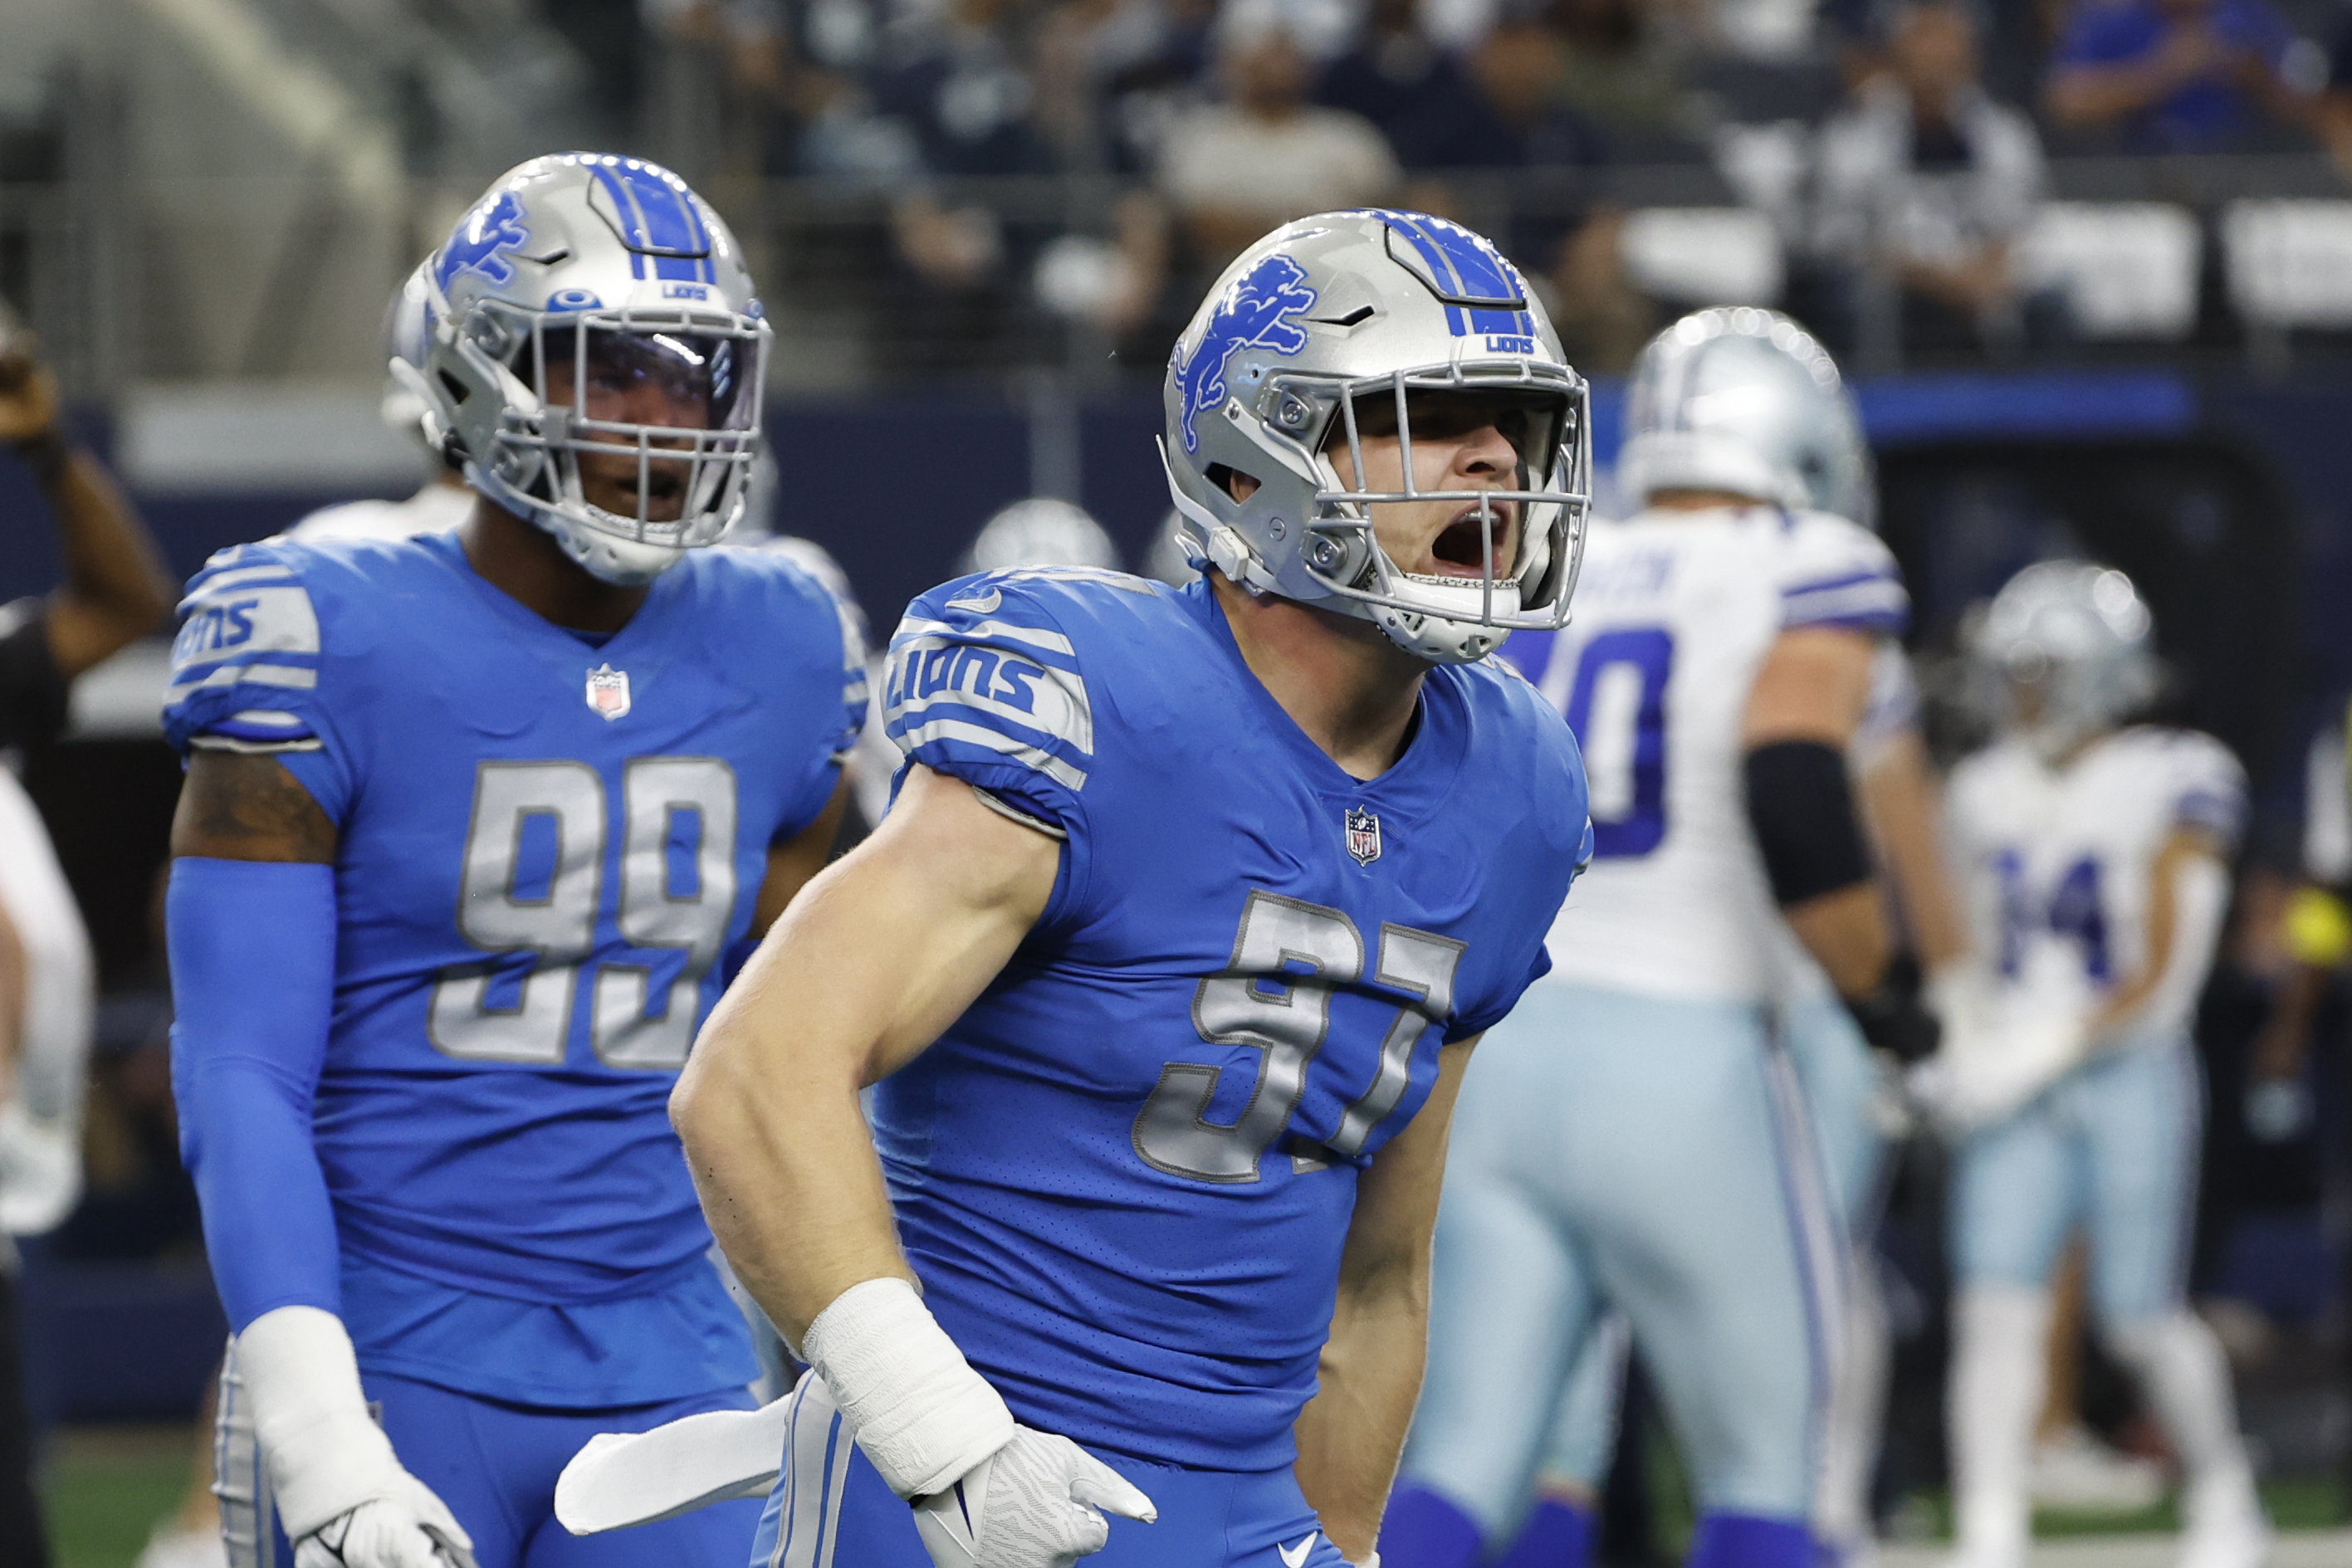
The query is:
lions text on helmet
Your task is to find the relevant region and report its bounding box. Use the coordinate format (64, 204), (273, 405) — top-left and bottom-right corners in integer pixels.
(1161, 209), (1592, 664)
(402, 153), (771, 586)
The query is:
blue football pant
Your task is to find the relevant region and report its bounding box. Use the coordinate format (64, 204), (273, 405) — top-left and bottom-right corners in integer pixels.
(1400, 984), (1837, 1539)
(751, 1379), (1350, 1568)
(216, 1357), (761, 1568)
(1951, 1033), (2203, 1320)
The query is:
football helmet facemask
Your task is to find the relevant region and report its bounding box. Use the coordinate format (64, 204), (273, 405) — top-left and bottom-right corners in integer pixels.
(404, 153), (770, 585)
(1161, 209), (1591, 664)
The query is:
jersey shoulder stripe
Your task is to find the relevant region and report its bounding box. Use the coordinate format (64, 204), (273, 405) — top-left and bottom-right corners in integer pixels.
(883, 572), (1132, 812)
(1774, 510), (1909, 636)
(164, 542), (333, 753)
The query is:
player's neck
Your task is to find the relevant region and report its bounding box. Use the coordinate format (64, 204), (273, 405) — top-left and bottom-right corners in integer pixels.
(1211, 574), (1426, 782)
(460, 498), (650, 635)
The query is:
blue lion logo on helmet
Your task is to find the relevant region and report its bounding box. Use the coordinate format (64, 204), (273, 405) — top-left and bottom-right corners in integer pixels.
(436, 188), (531, 293)
(1174, 252), (1318, 454)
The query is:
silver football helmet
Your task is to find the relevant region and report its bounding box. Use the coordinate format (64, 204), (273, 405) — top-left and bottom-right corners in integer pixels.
(1618, 307), (1873, 527)
(1968, 560), (2159, 760)
(403, 153), (771, 585)
(963, 498), (1122, 574)
(1161, 209), (1591, 664)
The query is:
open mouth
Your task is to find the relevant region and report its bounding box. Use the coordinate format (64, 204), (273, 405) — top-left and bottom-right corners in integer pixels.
(1429, 504), (1514, 576)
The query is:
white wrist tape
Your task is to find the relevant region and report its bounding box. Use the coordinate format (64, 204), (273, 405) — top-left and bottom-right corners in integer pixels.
(799, 1276), (1015, 1500)
(235, 1306), (409, 1540)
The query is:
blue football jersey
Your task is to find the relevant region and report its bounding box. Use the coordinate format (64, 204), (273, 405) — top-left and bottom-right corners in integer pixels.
(164, 531), (864, 1403)
(875, 569), (1591, 1471)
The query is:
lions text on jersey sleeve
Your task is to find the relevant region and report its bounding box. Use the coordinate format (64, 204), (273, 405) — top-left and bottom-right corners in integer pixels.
(1947, 725), (2246, 1039)
(164, 532), (865, 1405)
(1496, 506), (1907, 1004)
(874, 568), (1590, 1471)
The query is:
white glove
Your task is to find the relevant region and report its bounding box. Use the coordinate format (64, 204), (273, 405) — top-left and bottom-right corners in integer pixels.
(1909, 978), (2085, 1136)
(798, 1277), (1156, 1568)
(911, 1424), (1157, 1568)
(292, 1487), (476, 1568)
(236, 1307), (475, 1568)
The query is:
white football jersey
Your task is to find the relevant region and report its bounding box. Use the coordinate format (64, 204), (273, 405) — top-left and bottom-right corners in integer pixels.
(1514, 504), (1906, 1004)
(1946, 726), (2244, 1038)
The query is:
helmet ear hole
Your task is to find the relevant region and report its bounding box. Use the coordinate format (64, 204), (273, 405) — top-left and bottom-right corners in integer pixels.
(1206, 463), (1263, 502)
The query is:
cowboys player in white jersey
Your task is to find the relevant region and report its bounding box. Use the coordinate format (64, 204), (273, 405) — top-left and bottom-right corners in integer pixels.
(1929, 562), (2266, 1568)
(1386, 309), (1932, 1568)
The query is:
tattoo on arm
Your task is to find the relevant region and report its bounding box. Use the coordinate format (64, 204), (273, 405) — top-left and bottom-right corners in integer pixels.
(171, 750), (338, 864)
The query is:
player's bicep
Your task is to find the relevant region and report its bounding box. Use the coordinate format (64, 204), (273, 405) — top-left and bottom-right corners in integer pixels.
(1337, 1035), (1478, 1302)
(1742, 626), (1877, 749)
(698, 763), (1059, 1092)
(170, 750), (337, 864)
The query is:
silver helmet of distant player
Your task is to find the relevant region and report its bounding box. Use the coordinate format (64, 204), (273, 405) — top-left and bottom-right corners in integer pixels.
(1617, 307), (1873, 528)
(1968, 560), (2160, 760)
(404, 153), (771, 585)
(1161, 209), (1591, 663)
(963, 498), (1122, 574)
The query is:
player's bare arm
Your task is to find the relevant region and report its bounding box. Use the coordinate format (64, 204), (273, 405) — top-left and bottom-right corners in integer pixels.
(1858, 729), (1970, 972)
(0, 893), (23, 1103)
(675, 761), (1057, 1340)
(0, 342), (176, 678)
(749, 775), (855, 937)
(170, 750), (339, 864)
(1742, 623), (1889, 994)
(2086, 823), (2228, 1043)
(1294, 1033), (1478, 1562)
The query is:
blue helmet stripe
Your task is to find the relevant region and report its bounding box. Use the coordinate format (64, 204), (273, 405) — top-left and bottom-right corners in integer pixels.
(1372, 209), (1528, 339)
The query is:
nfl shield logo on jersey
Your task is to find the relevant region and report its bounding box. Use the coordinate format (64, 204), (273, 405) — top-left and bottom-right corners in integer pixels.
(584, 663), (631, 722)
(1344, 806), (1382, 866)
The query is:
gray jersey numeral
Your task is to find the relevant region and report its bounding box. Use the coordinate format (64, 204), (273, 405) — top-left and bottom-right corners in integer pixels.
(429, 757), (739, 1070)
(1132, 889), (1464, 1183)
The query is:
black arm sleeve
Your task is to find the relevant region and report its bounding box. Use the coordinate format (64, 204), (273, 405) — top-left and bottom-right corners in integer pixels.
(0, 603), (67, 752)
(1742, 739), (1871, 906)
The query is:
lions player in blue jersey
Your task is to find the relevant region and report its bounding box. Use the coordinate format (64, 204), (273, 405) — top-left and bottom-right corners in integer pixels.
(162, 154), (865, 1568)
(566, 211), (1592, 1568)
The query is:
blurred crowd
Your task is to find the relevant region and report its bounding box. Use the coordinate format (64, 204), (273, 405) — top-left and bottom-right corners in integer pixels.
(575, 0), (2352, 369)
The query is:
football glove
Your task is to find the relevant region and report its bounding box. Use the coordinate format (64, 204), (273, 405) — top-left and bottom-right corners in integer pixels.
(911, 1424), (1157, 1568)
(1909, 970), (2084, 1136)
(235, 1307), (475, 1568)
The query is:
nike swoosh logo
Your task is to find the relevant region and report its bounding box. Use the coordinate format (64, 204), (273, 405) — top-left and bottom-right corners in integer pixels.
(946, 589), (1003, 613)
(1279, 1532), (1318, 1568)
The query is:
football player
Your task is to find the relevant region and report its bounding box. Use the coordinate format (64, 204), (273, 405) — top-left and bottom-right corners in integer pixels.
(575, 209), (1597, 1568)
(162, 154), (866, 1568)
(1929, 562), (2266, 1568)
(1386, 309), (1927, 1568)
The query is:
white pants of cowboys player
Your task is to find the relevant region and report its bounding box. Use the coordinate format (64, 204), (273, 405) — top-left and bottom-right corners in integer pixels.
(1399, 982), (1841, 1539)
(1950, 1030), (2203, 1321)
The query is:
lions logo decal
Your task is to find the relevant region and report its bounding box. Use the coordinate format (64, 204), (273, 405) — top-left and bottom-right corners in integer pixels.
(1173, 253), (1318, 453)
(437, 188), (531, 292)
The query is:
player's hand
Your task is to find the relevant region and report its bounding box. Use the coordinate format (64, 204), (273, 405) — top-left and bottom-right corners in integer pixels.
(291, 1474), (476, 1568)
(1908, 1006), (2084, 1136)
(0, 339), (59, 445)
(911, 1424), (1156, 1568)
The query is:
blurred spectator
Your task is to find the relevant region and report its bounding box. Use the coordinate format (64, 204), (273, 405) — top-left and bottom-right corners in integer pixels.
(1389, 14), (1606, 171)
(0, 329), (171, 1568)
(2044, 0), (2317, 152)
(1316, 0), (1484, 146)
(1157, 0), (1402, 271)
(1548, 0), (1706, 159)
(1545, 206), (1657, 374)
(1813, 0), (2055, 358)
